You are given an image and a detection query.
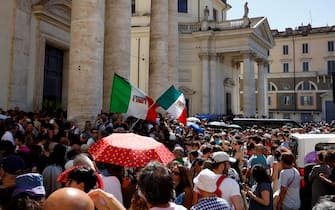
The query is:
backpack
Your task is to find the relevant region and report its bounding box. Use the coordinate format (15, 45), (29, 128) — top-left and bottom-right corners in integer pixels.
(215, 175), (226, 197)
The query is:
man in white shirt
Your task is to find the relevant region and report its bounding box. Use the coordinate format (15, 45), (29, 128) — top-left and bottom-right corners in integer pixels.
(1, 124), (17, 146)
(212, 151), (243, 210)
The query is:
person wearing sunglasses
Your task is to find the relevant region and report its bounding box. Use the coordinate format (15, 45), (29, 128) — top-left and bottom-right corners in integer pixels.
(171, 164), (193, 209)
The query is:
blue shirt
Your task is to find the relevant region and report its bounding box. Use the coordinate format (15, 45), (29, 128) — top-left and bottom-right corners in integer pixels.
(191, 196), (232, 210)
(249, 182), (273, 210)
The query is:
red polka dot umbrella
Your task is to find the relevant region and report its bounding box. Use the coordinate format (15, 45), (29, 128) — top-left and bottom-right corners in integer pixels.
(88, 133), (175, 168)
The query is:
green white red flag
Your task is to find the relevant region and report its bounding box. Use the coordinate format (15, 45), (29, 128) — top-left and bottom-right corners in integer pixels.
(110, 74), (158, 123)
(156, 85), (187, 125)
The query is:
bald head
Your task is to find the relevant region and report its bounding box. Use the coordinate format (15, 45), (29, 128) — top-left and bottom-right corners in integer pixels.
(43, 187), (94, 210)
(255, 143), (264, 154)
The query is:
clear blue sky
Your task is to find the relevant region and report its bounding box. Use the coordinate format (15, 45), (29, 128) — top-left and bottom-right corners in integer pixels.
(227, 0), (335, 31)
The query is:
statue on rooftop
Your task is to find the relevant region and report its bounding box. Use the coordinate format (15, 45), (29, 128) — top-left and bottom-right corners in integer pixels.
(243, 2), (249, 18)
(204, 5), (209, 21)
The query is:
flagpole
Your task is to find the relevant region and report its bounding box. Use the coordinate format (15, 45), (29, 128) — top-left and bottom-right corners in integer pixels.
(129, 100), (160, 133)
(129, 118), (141, 133)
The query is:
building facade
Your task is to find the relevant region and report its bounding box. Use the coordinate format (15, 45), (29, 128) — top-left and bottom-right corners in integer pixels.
(130, 0), (274, 117)
(0, 0), (273, 125)
(268, 25), (335, 123)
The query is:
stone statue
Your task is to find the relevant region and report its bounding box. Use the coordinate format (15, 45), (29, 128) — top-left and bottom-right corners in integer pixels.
(243, 2), (249, 18)
(242, 2), (250, 27)
(204, 6), (209, 21)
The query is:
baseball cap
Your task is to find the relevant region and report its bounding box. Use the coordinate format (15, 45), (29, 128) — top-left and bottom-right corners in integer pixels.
(13, 173), (46, 197)
(212, 151), (236, 163)
(0, 155), (25, 174)
(193, 169), (217, 192)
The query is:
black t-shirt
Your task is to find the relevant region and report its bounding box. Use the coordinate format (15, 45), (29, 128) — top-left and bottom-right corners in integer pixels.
(0, 186), (15, 210)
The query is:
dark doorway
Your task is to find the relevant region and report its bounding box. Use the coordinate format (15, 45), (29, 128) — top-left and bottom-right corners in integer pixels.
(226, 93), (232, 115)
(43, 45), (63, 106)
(326, 101), (335, 122)
(185, 98), (189, 116)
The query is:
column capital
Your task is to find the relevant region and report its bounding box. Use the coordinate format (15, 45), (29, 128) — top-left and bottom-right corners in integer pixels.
(241, 51), (256, 59)
(198, 52), (209, 60)
(255, 58), (268, 65)
(209, 52), (217, 59)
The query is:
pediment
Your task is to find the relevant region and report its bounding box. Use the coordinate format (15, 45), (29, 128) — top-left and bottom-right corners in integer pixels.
(33, 0), (71, 31)
(44, 0), (71, 22)
(252, 17), (275, 48)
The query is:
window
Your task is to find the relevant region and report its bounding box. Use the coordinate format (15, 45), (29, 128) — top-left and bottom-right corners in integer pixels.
(178, 0), (187, 13)
(268, 96), (271, 106)
(300, 96), (313, 105)
(268, 82), (277, 91)
(328, 41), (334, 52)
(283, 63), (289, 72)
(131, 0), (135, 14)
(213, 8), (217, 21)
(283, 45), (289, 55)
(267, 63), (270, 73)
(302, 43), (309, 54)
(327, 60), (335, 74)
(302, 61), (309, 72)
(297, 81), (316, 91)
(280, 96), (293, 105)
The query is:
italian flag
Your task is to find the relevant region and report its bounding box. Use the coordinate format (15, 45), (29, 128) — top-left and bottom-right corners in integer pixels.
(110, 74), (158, 123)
(156, 85), (187, 125)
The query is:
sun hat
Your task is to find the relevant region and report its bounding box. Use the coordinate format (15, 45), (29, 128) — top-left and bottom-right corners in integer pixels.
(12, 173), (46, 197)
(193, 169), (217, 192)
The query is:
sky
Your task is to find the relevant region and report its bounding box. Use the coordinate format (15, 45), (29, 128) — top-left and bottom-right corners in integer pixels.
(227, 0), (335, 31)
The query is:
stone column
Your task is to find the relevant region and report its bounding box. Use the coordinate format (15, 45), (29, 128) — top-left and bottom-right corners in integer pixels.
(67, 0), (105, 126)
(243, 53), (256, 117)
(149, 0), (169, 99)
(103, 0), (131, 111)
(263, 62), (269, 117)
(215, 55), (225, 114)
(257, 60), (267, 117)
(200, 53), (210, 113)
(232, 61), (240, 115)
(209, 53), (217, 113)
(168, 0), (179, 86)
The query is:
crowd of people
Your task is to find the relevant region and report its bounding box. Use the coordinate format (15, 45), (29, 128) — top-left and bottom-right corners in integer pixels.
(0, 107), (335, 210)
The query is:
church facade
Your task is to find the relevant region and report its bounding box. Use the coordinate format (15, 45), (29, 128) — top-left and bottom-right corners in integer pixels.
(0, 0), (274, 124)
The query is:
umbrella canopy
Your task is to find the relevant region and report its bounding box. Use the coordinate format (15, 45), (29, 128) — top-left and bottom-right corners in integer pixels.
(226, 124), (242, 129)
(187, 117), (200, 123)
(206, 121), (227, 127)
(186, 122), (204, 134)
(88, 133), (175, 168)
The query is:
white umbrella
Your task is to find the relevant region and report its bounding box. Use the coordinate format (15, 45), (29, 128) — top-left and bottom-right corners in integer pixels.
(187, 117), (200, 123)
(227, 124), (242, 129)
(206, 121), (227, 127)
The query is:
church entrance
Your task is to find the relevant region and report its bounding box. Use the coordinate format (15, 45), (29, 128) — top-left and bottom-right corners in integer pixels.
(43, 45), (64, 109)
(226, 92), (232, 115)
